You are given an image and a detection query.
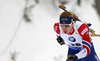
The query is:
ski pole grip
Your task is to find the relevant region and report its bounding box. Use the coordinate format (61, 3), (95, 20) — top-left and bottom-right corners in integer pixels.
(59, 5), (66, 9)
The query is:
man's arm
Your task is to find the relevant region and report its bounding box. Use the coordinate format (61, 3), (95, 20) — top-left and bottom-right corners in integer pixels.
(76, 23), (91, 59)
(53, 23), (60, 35)
(53, 23), (65, 45)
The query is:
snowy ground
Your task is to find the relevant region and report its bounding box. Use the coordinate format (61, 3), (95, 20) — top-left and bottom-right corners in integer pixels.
(0, 0), (100, 61)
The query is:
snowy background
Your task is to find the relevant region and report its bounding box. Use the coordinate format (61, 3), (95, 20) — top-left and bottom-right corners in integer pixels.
(0, 0), (100, 61)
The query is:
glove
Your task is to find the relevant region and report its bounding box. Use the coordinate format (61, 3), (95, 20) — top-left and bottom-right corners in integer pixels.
(56, 36), (65, 45)
(66, 55), (78, 61)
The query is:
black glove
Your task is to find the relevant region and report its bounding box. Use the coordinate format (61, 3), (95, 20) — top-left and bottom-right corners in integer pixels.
(56, 36), (65, 45)
(66, 55), (78, 61)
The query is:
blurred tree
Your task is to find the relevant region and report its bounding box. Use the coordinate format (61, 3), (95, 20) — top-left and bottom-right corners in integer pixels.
(77, 0), (81, 6)
(24, 0), (37, 22)
(35, 0), (39, 4)
(95, 0), (100, 17)
(58, 0), (67, 5)
(52, 0), (58, 11)
(23, 0), (31, 22)
(10, 50), (19, 61)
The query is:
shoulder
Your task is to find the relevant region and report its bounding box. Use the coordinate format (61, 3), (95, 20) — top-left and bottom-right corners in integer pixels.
(75, 21), (84, 29)
(53, 23), (60, 35)
(75, 21), (89, 36)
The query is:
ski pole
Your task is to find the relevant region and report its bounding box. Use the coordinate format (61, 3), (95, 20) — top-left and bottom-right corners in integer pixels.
(59, 5), (81, 21)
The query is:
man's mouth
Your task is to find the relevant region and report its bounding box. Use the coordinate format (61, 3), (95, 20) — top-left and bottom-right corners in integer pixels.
(64, 31), (67, 33)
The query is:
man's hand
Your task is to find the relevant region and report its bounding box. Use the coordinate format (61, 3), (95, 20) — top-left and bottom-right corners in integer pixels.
(56, 36), (65, 45)
(66, 55), (78, 61)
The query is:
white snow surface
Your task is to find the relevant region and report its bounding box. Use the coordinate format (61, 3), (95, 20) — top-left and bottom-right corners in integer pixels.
(0, 0), (100, 61)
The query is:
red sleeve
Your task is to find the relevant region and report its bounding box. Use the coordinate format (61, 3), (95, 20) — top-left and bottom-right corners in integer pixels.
(53, 23), (60, 35)
(78, 23), (91, 56)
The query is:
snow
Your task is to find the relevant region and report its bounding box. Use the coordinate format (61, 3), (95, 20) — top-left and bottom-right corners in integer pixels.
(0, 0), (100, 61)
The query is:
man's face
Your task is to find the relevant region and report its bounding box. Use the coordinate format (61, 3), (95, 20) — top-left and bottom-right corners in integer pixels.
(60, 23), (73, 34)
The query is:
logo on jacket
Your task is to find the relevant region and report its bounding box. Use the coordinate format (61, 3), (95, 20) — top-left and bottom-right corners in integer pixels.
(68, 37), (76, 42)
